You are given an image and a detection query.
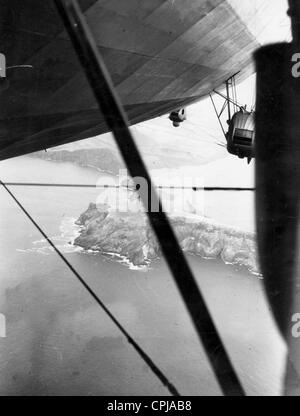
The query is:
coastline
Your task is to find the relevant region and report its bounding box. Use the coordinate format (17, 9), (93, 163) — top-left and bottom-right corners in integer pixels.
(73, 204), (260, 277)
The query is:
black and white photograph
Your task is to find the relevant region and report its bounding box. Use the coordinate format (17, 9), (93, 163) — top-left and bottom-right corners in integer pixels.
(0, 0), (299, 401)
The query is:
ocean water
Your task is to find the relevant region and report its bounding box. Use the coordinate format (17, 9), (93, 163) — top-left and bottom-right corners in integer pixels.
(0, 156), (286, 396)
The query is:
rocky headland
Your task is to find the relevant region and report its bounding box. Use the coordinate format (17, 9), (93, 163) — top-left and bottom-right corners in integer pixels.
(31, 148), (123, 175)
(74, 202), (259, 275)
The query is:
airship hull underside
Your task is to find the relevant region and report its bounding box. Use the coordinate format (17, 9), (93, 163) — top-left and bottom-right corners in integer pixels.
(0, 0), (289, 159)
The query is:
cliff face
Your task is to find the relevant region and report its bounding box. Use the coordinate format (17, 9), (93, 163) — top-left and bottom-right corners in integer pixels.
(31, 148), (123, 175)
(74, 202), (259, 275)
(75, 203), (160, 266)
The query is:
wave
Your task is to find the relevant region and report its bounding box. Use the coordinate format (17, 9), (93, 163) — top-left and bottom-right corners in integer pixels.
(19, 217), (83, 255)
(104, 252), (150, 272)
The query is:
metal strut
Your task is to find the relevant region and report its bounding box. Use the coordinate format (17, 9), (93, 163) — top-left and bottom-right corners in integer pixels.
(210, 74), (245, 143)
(54, 0), (245, 396)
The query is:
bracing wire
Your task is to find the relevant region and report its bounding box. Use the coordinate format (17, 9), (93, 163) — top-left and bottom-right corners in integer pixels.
(0, 179), (180, 397)
(1, 182), (255, 192)
(209, 94), (227, 141)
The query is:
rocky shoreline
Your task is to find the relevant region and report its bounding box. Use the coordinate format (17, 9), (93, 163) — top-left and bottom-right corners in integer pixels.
(73, 202), (260, 275)
(31, 148), (123, 175)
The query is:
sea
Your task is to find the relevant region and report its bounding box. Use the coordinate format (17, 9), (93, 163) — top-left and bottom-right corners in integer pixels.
(0, 156), (286, 396)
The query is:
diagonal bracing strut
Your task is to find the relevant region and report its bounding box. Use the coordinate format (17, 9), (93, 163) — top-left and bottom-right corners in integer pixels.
(54, 0), (245, 396)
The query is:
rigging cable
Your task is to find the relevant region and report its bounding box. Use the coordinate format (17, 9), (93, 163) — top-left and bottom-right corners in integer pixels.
(0, 179), (180, 397)
(1, 182), (255, 191)
(233, 77), (238, 113)
(209, 93), (227, 141)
